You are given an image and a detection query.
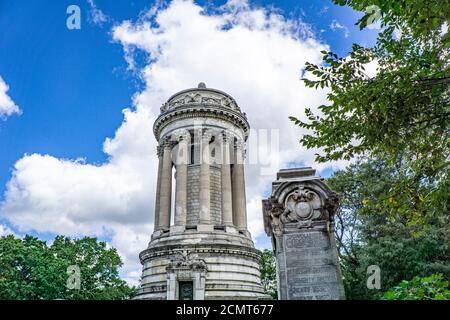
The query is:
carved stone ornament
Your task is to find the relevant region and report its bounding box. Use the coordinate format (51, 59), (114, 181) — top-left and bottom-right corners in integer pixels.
(324, 192), (340, 222)
(164, 91), (239, 113)
(269, 207), (283, 236)
(262, 168), (346, 300)
(160, 102), (169, 113)
(281, 186), (322, 224)
(166, 250), (207, 273)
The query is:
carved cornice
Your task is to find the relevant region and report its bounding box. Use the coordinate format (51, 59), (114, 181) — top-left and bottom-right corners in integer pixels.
(139, 243), (262, 264)
(153, 105), (250, 142)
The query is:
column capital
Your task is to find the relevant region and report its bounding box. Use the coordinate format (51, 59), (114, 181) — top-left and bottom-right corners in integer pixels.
(194, 129), (213, 142)
(221, 132), (233, 144)
(201, 131), (213, 142)
(156, 145), (164, 158)
(234, 139), (245, 151)
(161, 136), (176, 149)
(176, 130), (191, 143)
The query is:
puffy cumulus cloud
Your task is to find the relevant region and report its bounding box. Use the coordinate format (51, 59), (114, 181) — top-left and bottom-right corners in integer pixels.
(112, 0), (349, 243)
(0, 76), (21, 119)
(1, 0), (349, 284)
(1, 109), (154, 285)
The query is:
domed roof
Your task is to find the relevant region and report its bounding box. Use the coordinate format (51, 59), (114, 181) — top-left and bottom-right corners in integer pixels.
(160, 83), (243, 114)
(153, 83), (250, 141)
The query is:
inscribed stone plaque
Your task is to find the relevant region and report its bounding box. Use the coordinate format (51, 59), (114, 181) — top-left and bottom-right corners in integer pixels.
(281, 230), (344, 300)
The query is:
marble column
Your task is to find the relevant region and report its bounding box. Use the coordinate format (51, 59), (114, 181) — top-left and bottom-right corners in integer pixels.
(221, 133), (233, 226)
(199, 131), (212, 225)
(174, 131), (190, 226)
(232, 139), (248, 231)
(154, 146), (164, 231)
(159, 137), (173, 230)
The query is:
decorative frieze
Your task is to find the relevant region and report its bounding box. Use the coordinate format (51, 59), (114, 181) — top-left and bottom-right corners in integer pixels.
(164, 89), (240, 113)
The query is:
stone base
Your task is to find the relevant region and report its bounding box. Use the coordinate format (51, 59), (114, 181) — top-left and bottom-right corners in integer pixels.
(170, 225), (185, 235)
(225, 225), (239, 234)
(135, 230), (270, 300)
(197, 224), (214, 232)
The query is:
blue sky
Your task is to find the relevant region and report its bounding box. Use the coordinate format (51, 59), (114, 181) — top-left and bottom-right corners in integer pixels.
(0, 0), (378, 283)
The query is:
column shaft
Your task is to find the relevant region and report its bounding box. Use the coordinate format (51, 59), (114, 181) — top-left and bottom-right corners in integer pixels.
(154, 147), (163, 230)
(159, 139), (173, 229)
(199, 132), (212, 224)
(221, 134), (233, 225)
(232, 140), (248, 231)
(175, 132), (189, 226)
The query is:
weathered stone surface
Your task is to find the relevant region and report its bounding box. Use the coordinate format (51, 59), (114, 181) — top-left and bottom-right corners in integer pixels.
(186, 165), (222, 226)
(137, 234), (267, 300)
(263, 167), (345, 300)
(136, 84), (268, 300)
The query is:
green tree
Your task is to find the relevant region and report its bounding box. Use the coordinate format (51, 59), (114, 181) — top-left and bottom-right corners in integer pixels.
(383, 274), (450, 300)
(290, 0), (449, 226)
(328, 158), (449, 299)
(259, 249), (278, 299)
(0, 235), (136, 300)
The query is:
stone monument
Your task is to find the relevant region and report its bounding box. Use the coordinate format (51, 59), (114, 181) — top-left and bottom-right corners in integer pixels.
(135, 83), (267, 300)
(262, 167), (345, 300)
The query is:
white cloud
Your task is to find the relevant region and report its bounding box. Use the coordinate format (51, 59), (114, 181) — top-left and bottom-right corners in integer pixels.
(0, 76), (21, 119)
(0, 224), (16, 237)
(87, 0), (109, 26)
(364, 59), (379, 78)
(330, 19), (350, 38)
(1, 0), (349, 285)
(0, 109), (154, 284)
(318, 6), (329, 15)
(366, 20), (382, 30)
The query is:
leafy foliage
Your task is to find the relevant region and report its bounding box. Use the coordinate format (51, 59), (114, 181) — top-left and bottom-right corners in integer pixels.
(383, 274), (450, 300)
(290, 0), (449, 226)
(0, 235), (136, 300)
(259, 249), (278, 299)
(334, 0), (450, 42)
(328, 158), (450, 300)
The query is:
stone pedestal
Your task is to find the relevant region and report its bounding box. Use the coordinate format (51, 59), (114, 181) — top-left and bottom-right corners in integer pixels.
(138, 231), (267, 300)
(262, 167), (345, 300)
